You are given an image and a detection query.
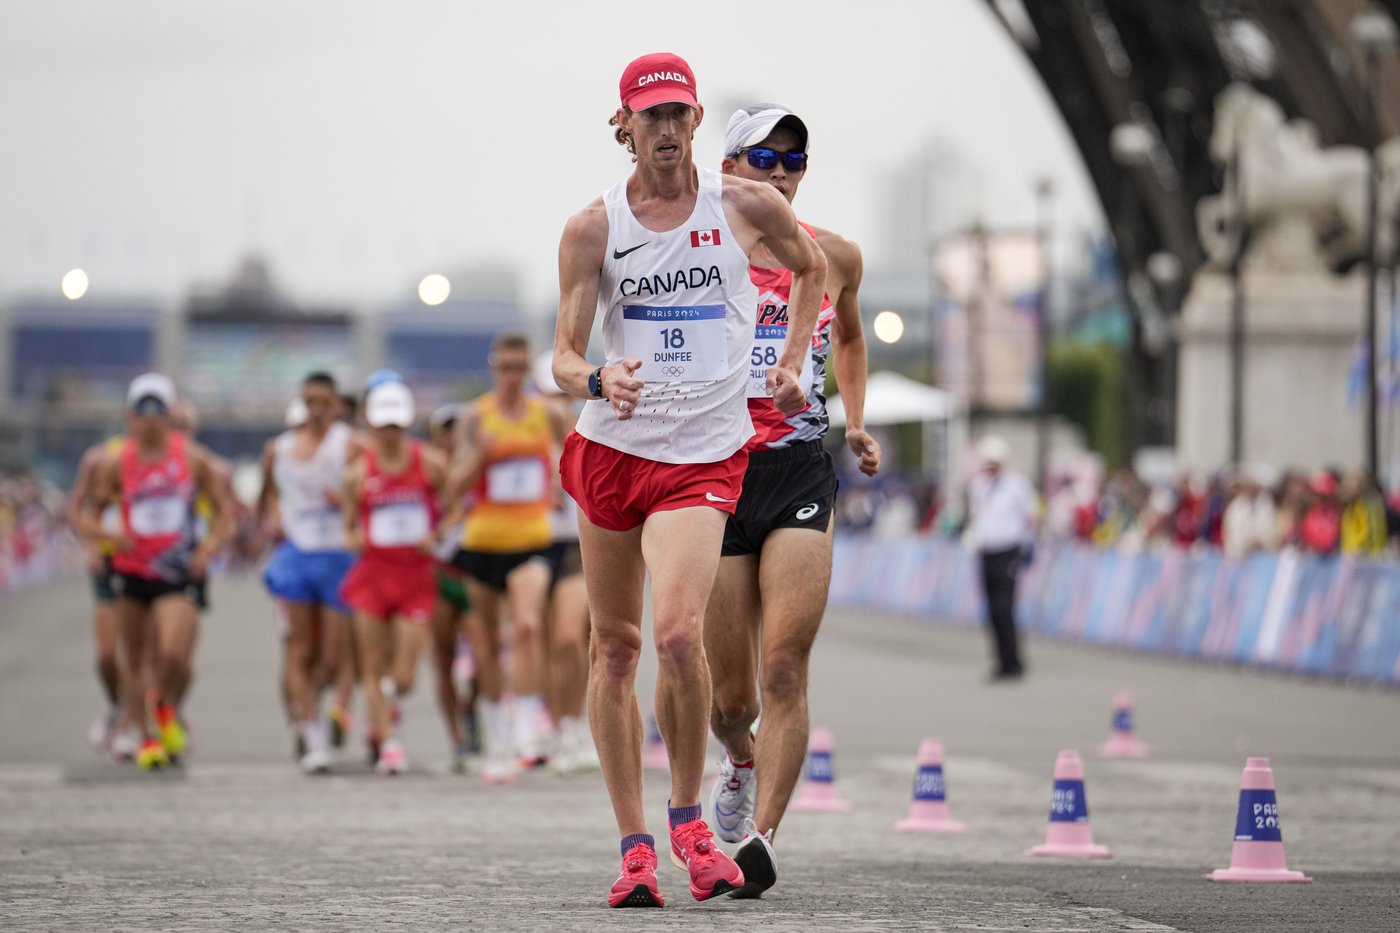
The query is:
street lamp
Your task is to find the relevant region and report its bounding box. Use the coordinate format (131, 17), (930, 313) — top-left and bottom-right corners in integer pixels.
(1351, 5), (1399, 480)
(1034, 176), (1056, 490)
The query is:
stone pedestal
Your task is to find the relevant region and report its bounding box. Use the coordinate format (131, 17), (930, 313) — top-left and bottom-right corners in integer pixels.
(1176, 270), (1364, 473)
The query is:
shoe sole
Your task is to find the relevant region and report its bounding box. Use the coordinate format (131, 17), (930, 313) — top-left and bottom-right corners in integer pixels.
(729, 840), (776, 899)
(609, 884), (663, 908)
(670, 850), (743, 901)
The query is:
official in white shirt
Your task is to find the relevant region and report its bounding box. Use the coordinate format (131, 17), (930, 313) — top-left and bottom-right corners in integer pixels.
(966, 436), (1036, 680)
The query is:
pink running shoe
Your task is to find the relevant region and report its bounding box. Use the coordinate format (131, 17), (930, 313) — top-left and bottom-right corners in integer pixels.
(669, 818), (744, 901)
(609, 843), (664, 908)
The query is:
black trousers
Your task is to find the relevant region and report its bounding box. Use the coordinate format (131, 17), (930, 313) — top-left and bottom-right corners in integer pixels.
(979, 546), (1023, 675)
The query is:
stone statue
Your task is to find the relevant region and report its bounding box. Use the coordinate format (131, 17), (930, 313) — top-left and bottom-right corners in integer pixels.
(1197, 83), (1400, 274)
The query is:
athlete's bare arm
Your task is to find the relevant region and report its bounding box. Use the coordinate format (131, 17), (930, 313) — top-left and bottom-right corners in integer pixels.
(723, 177), (827, 415)
(446, 404), (487, 504)
(78, 450), (125, 548)
(342, 461), (365, 553)
(255, 438), (280, 531)
(813, 225), (882, 477)
(68, 443), (106, 546)
(552, 202), (644, 419)
(420, 446), (449, 554)
(188, 442), (236, 578)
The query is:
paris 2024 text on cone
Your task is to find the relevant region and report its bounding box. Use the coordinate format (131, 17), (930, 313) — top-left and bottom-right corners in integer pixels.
(1206, 757), (1312, 883)
(789, 726), (851, 812)
(895, 738), (966, 833)
(1097, 690), (1148, 759)
(1027, 749), (1112, 858)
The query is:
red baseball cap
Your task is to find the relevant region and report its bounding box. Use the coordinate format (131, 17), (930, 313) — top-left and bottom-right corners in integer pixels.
(619, 52), (698, 111)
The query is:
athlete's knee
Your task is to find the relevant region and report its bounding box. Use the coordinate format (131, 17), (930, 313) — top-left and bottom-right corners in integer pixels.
(395, 670), (417, 695)
(654, 620), (703, 672)
(590, 625), (641, 680)
(711, 689), (758, 732)
(760, 646), (811, 702)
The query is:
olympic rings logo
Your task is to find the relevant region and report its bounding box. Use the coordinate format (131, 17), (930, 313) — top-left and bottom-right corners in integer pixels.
(661, 366), (686, 377)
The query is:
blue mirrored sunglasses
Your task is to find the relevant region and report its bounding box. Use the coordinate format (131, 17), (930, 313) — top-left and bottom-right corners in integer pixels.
(738, 147), (808, 172)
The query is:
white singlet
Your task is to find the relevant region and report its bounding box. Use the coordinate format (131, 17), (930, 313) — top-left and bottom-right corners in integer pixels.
(575, 166), (759, 464)
(273, 422), (352, 552)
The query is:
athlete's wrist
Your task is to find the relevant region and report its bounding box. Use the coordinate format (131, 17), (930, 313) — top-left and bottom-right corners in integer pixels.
(588, 366), (608, 400)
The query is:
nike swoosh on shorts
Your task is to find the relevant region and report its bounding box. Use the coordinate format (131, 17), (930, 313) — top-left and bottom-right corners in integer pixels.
(612, 242), (649, 259)
(705, 492), (737, 503)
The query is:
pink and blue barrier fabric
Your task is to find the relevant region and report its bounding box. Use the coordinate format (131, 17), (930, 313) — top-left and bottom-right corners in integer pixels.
(828, 536), (1400, 685)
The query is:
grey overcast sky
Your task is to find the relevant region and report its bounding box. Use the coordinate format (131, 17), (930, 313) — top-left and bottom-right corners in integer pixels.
(0, 0), (1102, 311)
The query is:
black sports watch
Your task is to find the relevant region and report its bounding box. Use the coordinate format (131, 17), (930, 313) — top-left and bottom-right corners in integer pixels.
(588, 366), (606, 399)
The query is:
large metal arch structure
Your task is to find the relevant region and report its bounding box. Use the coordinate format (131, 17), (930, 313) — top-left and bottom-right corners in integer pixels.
(986, 0), (1400, 450)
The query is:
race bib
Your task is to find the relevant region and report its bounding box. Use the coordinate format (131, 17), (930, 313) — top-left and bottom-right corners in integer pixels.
(129, 495), (187, 536)
(368, 501), (430, 548)
(486, 458), (547, 504)
(293, 506), (344, 551)
(746, 324), (816, 399)
(622, 305), (727, 383)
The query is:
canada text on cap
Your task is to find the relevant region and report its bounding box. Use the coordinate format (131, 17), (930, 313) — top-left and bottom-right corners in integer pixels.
(619, 52), (698, 111)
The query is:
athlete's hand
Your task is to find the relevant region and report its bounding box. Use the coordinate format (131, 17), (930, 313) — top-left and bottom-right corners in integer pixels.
(346, 528), (365, 554)
(189, 544), (217, 580)
(86, 548), (105, 576)
(766, 365), (806, 416)
(418, 534), (437, 556)
(110, 532), (135, 554)
(605, 359), (644, 421)
(846, 428), (882, 477)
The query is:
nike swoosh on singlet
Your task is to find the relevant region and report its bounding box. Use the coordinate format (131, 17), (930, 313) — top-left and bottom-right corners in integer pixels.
(612, 242), (650, 259)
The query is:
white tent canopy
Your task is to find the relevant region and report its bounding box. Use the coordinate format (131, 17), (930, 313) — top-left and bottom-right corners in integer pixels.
(827, 371), (952, 427)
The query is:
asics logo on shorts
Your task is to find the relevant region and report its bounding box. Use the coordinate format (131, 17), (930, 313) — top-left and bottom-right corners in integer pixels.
(705, 492), (737, 503)
(795, 503), (820, 520)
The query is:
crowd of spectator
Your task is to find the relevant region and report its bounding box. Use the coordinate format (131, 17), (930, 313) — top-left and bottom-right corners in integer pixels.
(0, 470), (76, 593)
(1044, 465), (1400, 558)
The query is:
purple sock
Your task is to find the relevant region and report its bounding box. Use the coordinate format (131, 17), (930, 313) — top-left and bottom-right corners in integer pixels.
(668, 802), (701, 829)
(620, 833), (655, 856)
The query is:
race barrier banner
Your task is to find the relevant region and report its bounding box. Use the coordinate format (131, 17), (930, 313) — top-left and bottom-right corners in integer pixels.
(829, 537), (1400, 685)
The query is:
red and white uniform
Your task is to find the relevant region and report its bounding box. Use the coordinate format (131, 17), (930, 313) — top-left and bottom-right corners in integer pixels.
(744, 221), (836, 452)
(112, 433), (197, 583)
(340, 443), (438, 623)
(563, 167), (758, 530)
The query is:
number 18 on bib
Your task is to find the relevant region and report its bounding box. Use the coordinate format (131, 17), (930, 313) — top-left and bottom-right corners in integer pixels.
(622, 305), (727, 383)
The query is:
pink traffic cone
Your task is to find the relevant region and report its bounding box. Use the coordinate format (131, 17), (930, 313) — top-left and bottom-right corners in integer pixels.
(789, 726), (852, 812)
(1027, 749), (1112, 858)
(1098, 691), (1148, 758)
(1206, 757), (1312, 883)
(642, 714), (668, 771)
(894, 738), (966, 832)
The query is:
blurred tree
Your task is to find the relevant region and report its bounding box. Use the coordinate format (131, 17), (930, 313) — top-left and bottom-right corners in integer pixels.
(1049, 341), (1124, 469)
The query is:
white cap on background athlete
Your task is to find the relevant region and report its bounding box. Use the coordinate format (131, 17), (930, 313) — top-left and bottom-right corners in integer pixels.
(723, 104), (809, 157)
(365, 381), (415, 428)
(126, 372), (177, 410)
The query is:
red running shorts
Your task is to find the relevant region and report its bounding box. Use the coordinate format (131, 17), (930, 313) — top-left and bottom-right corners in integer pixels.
(339, 556), (436, 624)
(560, 432), (748, 533)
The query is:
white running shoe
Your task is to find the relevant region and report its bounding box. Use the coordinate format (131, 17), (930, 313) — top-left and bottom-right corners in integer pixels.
(300, 745), (332, 775)
(709, 753), (757, 843)
(109, 726), (141, 762)
(88, 707), (117, 752)
(376, 739), (407, 775)
(729, 819), (777, 899)
(481, 753), (519, 785)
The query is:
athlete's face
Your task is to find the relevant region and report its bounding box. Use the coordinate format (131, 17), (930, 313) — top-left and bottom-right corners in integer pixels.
(302, 382), (338, 429)
(491, 349), (531, 395)
(722, 126), (805, 203)
(620, 103), (703, 169)
(372, 424), (406, 452)
(125, 404), (169, 445)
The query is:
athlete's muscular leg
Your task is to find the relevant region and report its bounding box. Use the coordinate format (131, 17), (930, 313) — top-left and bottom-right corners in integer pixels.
(705, 554), (762, 760)
(390, 617), (430, 697)
(463, 582), (505, 702)
(94, 601), (122, 705)
(503, 560), (551, 698)
(429, 598), (464, 746)
(353, 612), (394, 742)
(153, 595), (199, 708)
(579, 517), (647, 836)
(549, 574), (590, 720)
(117, 597), (153, 736)
(642, 507), (729, 810)
(283, 602), (319, 724)
(751, 524), (833, 836)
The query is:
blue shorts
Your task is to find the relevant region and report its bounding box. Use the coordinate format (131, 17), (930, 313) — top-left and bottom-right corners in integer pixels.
(262, 542), (354, 613)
